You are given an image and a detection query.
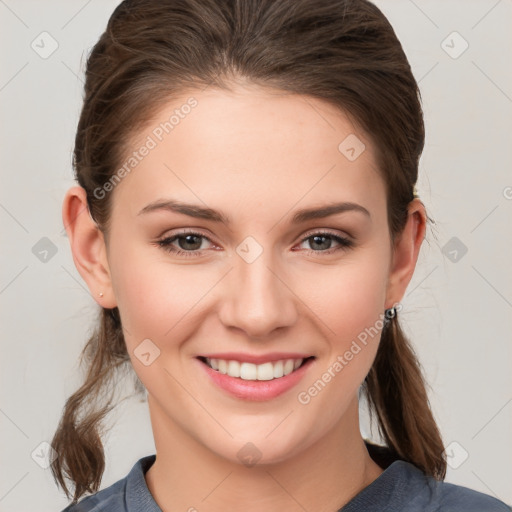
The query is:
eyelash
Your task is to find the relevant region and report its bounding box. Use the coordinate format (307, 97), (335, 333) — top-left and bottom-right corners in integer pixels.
(154, 229), (354, 258)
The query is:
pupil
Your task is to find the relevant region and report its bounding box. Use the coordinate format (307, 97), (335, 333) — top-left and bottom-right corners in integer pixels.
(312, 235), (330, 250)
(180, 235), (201, 250)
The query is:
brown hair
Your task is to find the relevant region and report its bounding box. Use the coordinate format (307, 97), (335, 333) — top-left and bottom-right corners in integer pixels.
(52, 0), (446, 503)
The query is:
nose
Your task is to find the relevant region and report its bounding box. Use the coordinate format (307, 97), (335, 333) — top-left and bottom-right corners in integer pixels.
(218, 250), (298, 339)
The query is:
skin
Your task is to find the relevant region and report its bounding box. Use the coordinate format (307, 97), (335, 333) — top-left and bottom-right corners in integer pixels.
(63, 83), (426, 512)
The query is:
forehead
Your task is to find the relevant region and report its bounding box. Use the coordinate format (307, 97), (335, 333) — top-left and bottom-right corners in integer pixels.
(111, 84), (386, 222)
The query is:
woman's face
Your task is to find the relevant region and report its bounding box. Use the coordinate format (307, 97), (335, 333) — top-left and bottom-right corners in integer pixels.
(96, 84), (417, 465)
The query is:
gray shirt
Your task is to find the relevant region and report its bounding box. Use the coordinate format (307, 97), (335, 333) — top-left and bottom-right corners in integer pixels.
(61, 449), (511, 511)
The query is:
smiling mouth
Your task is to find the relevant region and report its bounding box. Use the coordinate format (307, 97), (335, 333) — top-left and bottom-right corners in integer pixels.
(197, 356), (315, 381)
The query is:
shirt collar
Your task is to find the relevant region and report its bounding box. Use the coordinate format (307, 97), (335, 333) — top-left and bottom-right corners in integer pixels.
(124, 450), (428, 512)
(126, 454), (161, 511)
(338, 460), (431, 512)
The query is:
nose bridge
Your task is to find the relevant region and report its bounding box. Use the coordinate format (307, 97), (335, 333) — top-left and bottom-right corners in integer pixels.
(220, 240), (297, 337)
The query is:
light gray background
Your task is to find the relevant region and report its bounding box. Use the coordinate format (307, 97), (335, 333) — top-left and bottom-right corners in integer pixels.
(1, 0), (511, 510)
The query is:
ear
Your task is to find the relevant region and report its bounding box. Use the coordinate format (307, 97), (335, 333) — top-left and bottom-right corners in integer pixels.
(385, 199), (427, 309)
(62, 185), (117, 308)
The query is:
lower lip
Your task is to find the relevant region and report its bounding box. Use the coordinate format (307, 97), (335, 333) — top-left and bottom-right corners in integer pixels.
(197, 357), (315, 401)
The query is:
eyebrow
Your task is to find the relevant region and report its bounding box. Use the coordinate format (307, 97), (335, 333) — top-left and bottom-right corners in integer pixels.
(137, 198), (371, 224)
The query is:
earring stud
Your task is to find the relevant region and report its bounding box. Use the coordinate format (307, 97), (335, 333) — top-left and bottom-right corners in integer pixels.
(99, 292), (104, 297)
(384, 306), (397, 322)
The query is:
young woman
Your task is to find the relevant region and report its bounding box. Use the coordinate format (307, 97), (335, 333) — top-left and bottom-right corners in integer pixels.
(53, 0), (511, 510)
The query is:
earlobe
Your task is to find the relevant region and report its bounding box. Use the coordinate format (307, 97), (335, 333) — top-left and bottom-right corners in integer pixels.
(385, 200), (427, 308)
(62, 185), (117, 308)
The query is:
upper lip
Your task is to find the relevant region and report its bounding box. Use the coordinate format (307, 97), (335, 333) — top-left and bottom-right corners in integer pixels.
(198, 352), (314, 365)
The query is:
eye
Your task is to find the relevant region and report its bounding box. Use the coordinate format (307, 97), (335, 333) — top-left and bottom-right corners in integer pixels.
(155, 230), (215, 258)
(154, 229), (354, 258)
(296, 231), (354, 255)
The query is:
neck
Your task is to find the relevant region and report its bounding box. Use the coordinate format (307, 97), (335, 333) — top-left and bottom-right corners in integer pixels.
(144, 394), (384, 512)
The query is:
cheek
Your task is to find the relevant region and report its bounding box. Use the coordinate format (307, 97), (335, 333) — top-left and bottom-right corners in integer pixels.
(296, 251), (389, 341)
(108, 241), (216, 347)
(108, 239), (168, 339)
(295, 270), (386, 423)
(292, 249), (388, 399)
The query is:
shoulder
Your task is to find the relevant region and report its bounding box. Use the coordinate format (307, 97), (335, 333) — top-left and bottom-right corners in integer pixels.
(363, 442), (511, 512)
(397, 461), (511, 511)
(59, 478), (126, 512)
(59, 455), (157, 512)
(428, 479), (512, 511)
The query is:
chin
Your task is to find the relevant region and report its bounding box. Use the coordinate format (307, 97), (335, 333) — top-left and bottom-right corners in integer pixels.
(206, 431), (310, 468)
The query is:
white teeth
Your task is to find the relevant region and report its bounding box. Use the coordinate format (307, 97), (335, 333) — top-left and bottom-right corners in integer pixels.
(205, 358), (305, 380)
(283, 359), (295, 375)
(256, 362), (274, 381)
(228, 360), (241, 377)
(272, 360), (283, 378)
(240, 362), (257, 380)
(218, 359), (227, 374)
